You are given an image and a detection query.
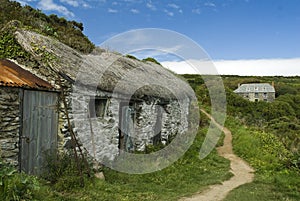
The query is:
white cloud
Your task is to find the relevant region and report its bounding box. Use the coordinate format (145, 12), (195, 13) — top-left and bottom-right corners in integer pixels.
(15, 0), (28, 5)
(161, 58), (300, 76)
(38, 0), (74, 17)
(130, 8), (140, 14)
(164, 9), (174, 17)
(192, 8), (201, 14)
(60, 0), (78, 7)
(161, 59), (217, 75)
(129, 46), (183, 61)
(214, 58), (300, 76)
(204, 2), (216, 7)
(146, 2), (156, 11)
(168, 3), (179, 9)
(167, 3), (183, 14)
(82, 2), (90, 8)
(103, 30), (152, 50)
(60, 0), (90, 8)
(99, 29), (187, 57)
(108, 8), (118, 13)
(15, 0), (37, 6)
(123, 0), (141, 2)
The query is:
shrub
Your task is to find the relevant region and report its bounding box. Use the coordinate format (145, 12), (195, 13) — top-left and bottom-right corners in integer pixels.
(229, 119), (292, 173)
(125, 54), (139, 60)
(0, 160), (40, 201)
(0, 31), (29, 60)
(53, 174), (85, 191)
(42, 152), (91, 191)
(142, 57), (161, 65)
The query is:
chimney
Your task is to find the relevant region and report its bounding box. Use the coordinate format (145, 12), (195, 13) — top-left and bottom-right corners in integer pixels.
(238, 83), (241, 88)
(272, 81), (274, 87)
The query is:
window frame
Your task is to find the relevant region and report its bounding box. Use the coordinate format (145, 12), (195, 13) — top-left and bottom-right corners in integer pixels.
(88, 97), (108, 118)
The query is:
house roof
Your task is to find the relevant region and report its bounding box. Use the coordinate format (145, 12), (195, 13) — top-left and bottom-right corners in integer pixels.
(234, 83), (275, 93)
(0, 59), (53, 89)
(14, 29), (193, 100)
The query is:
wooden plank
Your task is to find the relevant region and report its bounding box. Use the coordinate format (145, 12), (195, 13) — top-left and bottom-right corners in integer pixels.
(21, 90), (58, 175)
(120, 106), (134, 152)
(20, 90), (29, 173)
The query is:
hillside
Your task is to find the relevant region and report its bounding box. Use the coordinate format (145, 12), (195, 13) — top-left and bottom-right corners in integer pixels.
(0, 1), (299, 200)
(223, 75), (300, 162)
(184, 74), (300, 163)
(182, 74), (300, 200)
(0, 0), (94, 54)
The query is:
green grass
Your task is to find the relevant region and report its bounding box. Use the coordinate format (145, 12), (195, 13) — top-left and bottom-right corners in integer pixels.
(224, 170), (300, 201)
(1, 126), (232, 201)
(52, 127), (232, 201)
(224, 117), (300, 201)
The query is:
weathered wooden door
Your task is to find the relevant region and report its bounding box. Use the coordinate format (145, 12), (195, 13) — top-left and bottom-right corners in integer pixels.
(21, 90), (58, 175)
(152, 105), (163, 145)
(119, 104), (134, 152)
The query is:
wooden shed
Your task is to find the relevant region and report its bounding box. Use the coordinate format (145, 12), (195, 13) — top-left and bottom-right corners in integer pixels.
(0, 59), (58, 175)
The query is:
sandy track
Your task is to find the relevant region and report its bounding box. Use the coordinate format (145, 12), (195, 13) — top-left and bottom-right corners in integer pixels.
(180, 110), (254, 201)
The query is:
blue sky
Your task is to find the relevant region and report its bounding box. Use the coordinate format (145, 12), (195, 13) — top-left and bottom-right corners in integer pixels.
(15, 0), (300, 75)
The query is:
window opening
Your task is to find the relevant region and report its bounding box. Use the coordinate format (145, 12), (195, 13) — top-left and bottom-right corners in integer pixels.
(89, 98), (107, 118)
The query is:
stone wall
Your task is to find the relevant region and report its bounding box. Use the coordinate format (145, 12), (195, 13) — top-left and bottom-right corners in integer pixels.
(238, 92), (275, 102)
(0, 87), (20, 166)
(68, 88), (121, 161)
(267, 92), (276, 102)
(0, 63), (190, 165)
(0, 80), (190, 167)
(68, 85), (190, 162)
(161, 100), (189, 144)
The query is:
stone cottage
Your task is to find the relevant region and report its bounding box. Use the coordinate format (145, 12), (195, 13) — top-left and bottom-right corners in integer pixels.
(0, 29), (196, 174)
(234, 83), (275, 102)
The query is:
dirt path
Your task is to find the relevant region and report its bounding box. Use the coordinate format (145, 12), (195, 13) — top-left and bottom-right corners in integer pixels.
(180, 109), (254, 201)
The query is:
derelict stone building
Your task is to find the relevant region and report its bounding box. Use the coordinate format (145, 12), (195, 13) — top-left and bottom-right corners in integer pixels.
(0, 28), (195, 174)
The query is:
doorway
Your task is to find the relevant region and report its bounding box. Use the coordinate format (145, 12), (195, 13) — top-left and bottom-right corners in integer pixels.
(20, 90), (58, 175)
(118, 102), (135, 152)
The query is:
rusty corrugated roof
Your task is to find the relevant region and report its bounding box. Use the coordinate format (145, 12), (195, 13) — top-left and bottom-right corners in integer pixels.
(0, 59), (53, 89)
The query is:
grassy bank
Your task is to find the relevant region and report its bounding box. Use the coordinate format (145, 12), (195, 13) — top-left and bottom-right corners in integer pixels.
(224, 117), (300, 201)
(52, 127), (231, 201)
(1, 125), (232, 201)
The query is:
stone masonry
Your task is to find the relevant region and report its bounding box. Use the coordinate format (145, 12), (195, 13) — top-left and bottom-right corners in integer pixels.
(0, 87), (20, 166)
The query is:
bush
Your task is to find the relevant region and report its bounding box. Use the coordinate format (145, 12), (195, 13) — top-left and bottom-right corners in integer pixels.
(125, 54), (139, 60)
(42, 152), (91, 191)
(228, 118), (292, 173)
(0, 160), (40, 201)
(0, 31), (29, 60)
(142, 57), (161, 65)
(53, 174), (85, 191)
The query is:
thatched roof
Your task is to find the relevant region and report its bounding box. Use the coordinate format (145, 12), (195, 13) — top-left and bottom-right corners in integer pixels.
(14, 29), (193, 100)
